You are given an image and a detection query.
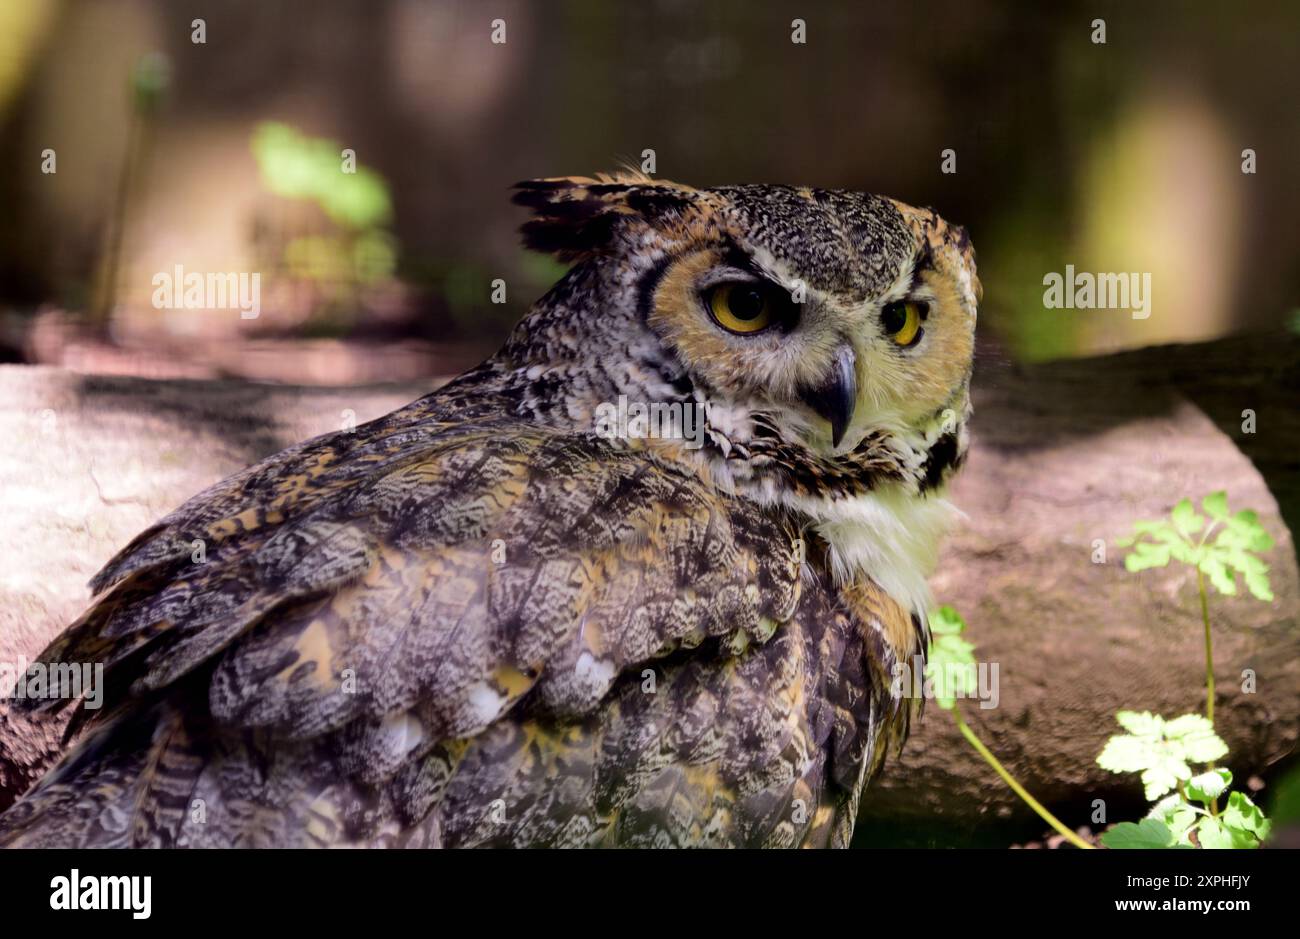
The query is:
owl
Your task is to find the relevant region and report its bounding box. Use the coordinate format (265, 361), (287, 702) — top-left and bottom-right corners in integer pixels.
(0, 174), (979, 848)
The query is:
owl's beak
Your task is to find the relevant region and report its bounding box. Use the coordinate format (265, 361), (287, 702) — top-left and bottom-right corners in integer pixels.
(799, 345), (857, 449)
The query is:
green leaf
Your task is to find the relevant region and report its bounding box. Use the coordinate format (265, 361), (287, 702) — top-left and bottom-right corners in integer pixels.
(1185, 768), (1232, 803)
(1096, 712), (1227, 800)
(1097, 741), (1189, 802)
(1222, 791), (1271, 843)
(1195, 816), (1236, 849)
(928, 605), (966, 636)
(1147, 794), (1202, 844)
(1097, 734), (1166, 774)
(1171, 498), (1204, 536)
(1243, 569), (1274, 603)
(1140, 767), (1187, 802)
(1202, 491), (1229, 519)
(1114, 710), (1162, 736)
(1200, 556), (1238, 595)
(1100, 818), (1177, 849)
(925, 606), (978, 711)
(251, 122), (394, 230)
(1227, 826), (1263, 849)
(1125, 542), (1171, 571)
(1220, 546), (1267, 574)
(1164, 714), (1229, 763)
(1122, 495), (1275, 603)
(1228, 510), (1273, 552)
(1118, 515), (1196, 573)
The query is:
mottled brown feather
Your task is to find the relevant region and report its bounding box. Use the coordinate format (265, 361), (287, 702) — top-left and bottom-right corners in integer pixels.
(0, 378), (915, 847)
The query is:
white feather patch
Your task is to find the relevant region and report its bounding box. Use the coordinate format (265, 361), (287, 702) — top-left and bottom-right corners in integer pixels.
(780, 486), (962, 618)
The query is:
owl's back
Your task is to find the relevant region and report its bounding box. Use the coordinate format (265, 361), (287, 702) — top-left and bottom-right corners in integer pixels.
(0, 370), (914, 848)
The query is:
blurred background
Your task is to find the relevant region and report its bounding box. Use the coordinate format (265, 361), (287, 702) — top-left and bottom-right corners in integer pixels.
(0, 0), (1296, 383)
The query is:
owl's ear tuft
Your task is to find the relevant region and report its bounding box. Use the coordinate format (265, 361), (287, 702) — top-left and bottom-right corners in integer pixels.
(512, 175), (696, 262)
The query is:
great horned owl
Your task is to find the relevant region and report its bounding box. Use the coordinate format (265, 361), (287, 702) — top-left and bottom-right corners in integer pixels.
(0, 175), (979, 848)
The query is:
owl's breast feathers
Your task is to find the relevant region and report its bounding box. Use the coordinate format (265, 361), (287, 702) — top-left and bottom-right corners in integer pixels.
(0, 377), (922, 848)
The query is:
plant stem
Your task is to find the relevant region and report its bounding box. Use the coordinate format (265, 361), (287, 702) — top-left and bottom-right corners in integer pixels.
(952, 703), (1094, 849)
(96, 102), (142, 328)
(1194, 566), (1221, 811)
(1196, 567), (1215, 729)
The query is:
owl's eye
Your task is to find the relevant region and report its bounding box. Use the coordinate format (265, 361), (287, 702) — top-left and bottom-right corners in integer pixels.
(705, 283), (778, 334)
(881, 300), (926, 347)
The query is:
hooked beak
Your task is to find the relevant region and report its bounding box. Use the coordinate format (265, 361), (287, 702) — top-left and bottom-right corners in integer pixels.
(799, 345), (857, 449)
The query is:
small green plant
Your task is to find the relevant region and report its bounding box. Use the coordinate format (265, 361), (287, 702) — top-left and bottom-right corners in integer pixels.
(1095, 712), (1267, 847)
(251, 122), (393, 232)
(1098, 491), (1275, 848)
(926, 605), (1093, 849)
(250, 122), (399, 311)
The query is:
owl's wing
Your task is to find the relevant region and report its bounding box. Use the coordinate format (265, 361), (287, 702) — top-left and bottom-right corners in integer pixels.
(2, 393), (911, 847)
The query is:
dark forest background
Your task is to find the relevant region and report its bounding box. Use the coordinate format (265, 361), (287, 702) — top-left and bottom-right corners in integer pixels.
(0, 0), (1296, 383)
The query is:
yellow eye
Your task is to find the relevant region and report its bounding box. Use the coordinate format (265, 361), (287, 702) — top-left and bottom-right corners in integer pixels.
(707, 283), (776, 334)
(881, 300), (925, 346)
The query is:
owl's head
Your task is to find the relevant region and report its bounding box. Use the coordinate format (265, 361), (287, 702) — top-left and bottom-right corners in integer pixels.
(504, 173), (980, 509)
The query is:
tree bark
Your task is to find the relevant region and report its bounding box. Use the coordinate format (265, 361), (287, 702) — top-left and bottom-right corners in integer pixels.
(2, 334), (1298, 844)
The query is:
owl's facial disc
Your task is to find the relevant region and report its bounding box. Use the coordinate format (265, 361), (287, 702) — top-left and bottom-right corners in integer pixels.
(637, 218), (978, 501)
(507, 176), (979, 494)
(649, 243), (967, 457)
